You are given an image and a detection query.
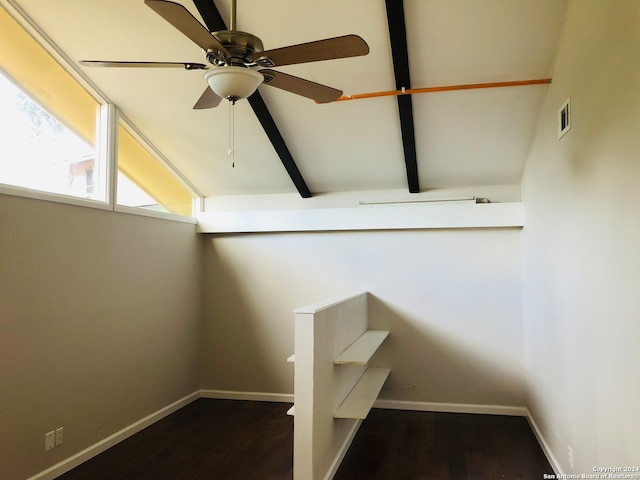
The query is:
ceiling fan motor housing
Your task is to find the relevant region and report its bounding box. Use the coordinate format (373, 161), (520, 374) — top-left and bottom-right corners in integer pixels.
(210, 30), (264, 66)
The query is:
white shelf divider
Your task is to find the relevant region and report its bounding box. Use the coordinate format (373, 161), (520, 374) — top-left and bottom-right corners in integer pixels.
(292, 291), (389, 480)
(334, 330), (389, 365)
(334, 368), (390, 419)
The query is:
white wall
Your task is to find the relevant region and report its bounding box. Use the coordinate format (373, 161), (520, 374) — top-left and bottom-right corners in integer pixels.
(521, 0), (640, 473)
(0, 195), (202, 480)
(201, 225), (525, 409)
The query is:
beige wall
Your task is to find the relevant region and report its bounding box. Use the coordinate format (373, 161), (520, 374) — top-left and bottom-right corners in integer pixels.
(522, 0), (640, 473)
(0, 195), (202, 480)
(201, 227), (526, 408)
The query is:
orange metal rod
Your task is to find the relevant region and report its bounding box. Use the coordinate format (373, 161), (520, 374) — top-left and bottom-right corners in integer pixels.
(332, 78), (552, 102)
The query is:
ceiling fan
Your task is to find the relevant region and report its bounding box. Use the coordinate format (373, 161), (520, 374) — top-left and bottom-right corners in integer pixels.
(81, 0), (370, 108)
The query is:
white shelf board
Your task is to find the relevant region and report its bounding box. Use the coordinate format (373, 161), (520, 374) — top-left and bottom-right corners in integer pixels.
(334, 368), (390, 419)
(196, 202), (524, 233)
(334, 330), (389, 365)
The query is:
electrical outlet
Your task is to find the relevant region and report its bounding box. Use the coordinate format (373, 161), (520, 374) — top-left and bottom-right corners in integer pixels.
(55, 427), (64, 446)
(568, 446), (573, 469)
(45, 431), (55, 451)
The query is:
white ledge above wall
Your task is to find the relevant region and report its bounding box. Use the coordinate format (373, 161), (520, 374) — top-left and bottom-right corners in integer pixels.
(195, 202), (523, 234)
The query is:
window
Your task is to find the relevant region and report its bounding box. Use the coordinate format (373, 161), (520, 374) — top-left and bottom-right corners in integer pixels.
(0, 6), (103, 201)
(0, 5), (198, 218)
(117, 122), (195, 217)
(0, 72), (101, 200)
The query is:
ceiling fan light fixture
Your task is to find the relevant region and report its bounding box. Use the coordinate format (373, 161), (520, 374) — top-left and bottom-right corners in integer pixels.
(203, 66), (263, 102)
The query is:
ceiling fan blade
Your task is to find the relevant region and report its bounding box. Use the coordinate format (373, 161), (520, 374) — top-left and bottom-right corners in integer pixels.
(145, 0), (229, 56)
(80, 60), (207, 70)
(193, 86), (222, 109)
(248, 35), (369, 67)
(260, 69), (342, 103)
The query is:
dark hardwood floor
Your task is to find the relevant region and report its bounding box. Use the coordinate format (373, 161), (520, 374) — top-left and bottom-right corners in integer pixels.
(57, 399), (293, 480)
(334, 409), (554, 480)
(57, 399), (553, 480)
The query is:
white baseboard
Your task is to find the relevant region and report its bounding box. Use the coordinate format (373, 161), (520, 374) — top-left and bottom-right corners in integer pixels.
(199, 393), (527, 419)
(324, 420), (362, 480)
(373, 398), (529, 417)
(525, 408), (562, 476)
(27, 391), (200, 480)
(200, 389), (294, 403)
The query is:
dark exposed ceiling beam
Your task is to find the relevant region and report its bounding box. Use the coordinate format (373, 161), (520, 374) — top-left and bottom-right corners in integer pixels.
(192, 0), (225, 31)
(247, 94), (311, 197)
(385, 0), (420, 193)
(193, 0), (312, 198)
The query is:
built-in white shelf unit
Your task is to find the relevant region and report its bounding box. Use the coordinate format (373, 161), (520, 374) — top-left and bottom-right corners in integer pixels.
(289, 291), (389, 480)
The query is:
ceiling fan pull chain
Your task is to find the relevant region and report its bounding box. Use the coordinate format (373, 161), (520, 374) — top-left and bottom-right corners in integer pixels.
(228, 99), (235, 167)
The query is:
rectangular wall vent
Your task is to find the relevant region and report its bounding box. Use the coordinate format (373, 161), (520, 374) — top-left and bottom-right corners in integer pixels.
(558, 97), (571, 139)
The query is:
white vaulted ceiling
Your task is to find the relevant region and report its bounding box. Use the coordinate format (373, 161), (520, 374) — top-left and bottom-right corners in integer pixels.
(5, 0), (567, 198)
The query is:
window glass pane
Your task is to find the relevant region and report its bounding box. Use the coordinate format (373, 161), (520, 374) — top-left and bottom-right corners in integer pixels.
(117, 171), (169, 213)
(0, 7), (103, 201)
(0, 72), (100, 199)
(117, 123), (193, 217)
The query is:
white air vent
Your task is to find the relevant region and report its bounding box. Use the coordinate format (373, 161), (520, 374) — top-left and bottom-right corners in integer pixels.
(558, 97), (571, 139)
